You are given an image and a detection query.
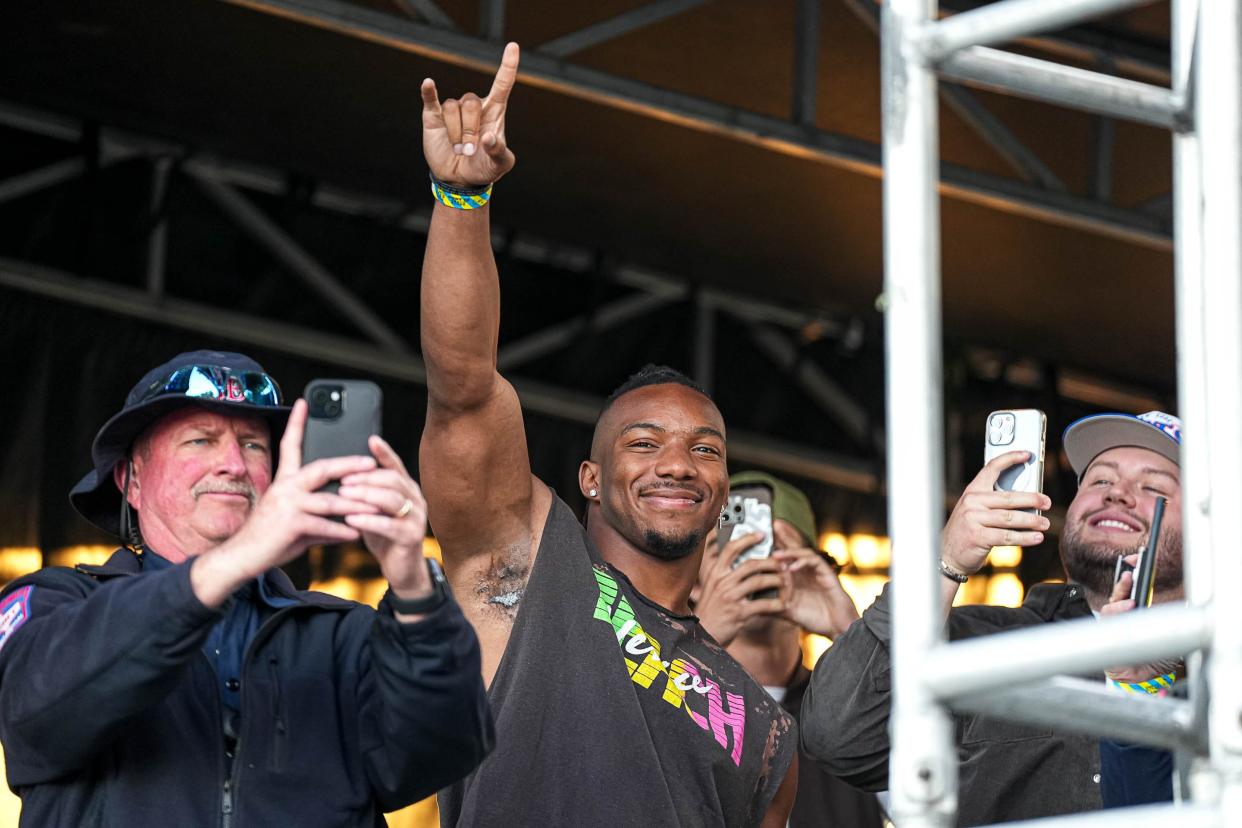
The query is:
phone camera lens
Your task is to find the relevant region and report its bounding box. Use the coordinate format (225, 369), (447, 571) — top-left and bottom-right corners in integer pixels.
(308, 384), (345, 419)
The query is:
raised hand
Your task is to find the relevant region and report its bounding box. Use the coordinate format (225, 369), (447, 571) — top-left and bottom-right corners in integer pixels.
(421, 42), (520, 187)
(192, 400), (379, 607)
(771, 521), (859, 638)
(941, 450), (1051, 577)
(1102, 554), (1183, 684)
(694, 530), (789, 647)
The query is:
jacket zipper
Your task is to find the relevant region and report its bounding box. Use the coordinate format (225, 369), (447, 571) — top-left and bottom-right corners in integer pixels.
(222, 778), (234, 828)
(268, 656), (287, 771)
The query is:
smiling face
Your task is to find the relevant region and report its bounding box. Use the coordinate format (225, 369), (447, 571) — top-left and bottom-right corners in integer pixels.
(117, 406), (273, 562)
(1061, 445), (1182, 602)
(584, 383), (729, 561)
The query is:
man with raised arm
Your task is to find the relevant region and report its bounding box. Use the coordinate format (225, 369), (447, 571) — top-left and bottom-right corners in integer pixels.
(799, 411), (1186, 826)
(418, 43), (798, 828)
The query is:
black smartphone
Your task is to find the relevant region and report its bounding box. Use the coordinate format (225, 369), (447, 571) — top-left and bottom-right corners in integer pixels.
(301, 379), (383, 495)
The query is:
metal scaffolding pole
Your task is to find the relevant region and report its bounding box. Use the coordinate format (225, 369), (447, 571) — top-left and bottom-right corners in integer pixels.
(1196, 0), (1242, 817)
(882, 0), (1234, 824)
(883, 0), (953, 824)
(1171, 0), (1213, 797)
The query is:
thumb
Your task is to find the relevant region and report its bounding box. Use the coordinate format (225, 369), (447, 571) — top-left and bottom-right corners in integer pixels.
(481, 131), (504, 155)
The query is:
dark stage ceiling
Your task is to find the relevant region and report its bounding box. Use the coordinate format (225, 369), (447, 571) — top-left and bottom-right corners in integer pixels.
(1, 0), (1176, 384)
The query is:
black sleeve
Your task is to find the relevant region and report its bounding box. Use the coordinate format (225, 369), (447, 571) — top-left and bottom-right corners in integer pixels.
(1099, 740), (1173, 808)
(799, 585), (895, 792)
(0, 565), (220, 785)
(356, 593), (493, 810)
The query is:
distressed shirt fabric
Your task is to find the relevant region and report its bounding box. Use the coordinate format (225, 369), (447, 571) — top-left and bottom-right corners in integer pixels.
(800, 582), (1101, 827)
(439, 493), (797, 827)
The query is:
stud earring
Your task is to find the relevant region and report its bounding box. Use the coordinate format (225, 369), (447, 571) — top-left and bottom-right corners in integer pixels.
(589, 489), (598, 497)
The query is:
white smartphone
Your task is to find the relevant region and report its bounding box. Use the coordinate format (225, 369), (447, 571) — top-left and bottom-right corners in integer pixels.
(983, 409), (1046, 512)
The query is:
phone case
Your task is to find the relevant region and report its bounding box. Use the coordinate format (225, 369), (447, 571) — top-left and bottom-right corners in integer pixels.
(302, 379), (383, 495)
(983, 409), (1046, 501)
(718, 485), (774, 567)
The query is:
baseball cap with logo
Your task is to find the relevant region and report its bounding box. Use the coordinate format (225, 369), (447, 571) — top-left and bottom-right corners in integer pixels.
(1062, 410), (1182, 479)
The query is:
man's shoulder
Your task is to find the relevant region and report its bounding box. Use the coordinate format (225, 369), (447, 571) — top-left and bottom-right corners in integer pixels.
(949, 582), (1085, 636)
(3, 561), (113, 599)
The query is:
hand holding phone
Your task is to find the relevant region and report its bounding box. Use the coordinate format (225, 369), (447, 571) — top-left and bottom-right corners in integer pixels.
(983, 409), (1047, 514)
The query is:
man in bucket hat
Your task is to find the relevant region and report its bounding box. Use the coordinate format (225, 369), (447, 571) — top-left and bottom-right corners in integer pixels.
(0, 350), (492, 827)
(800, 411), (1185, 826)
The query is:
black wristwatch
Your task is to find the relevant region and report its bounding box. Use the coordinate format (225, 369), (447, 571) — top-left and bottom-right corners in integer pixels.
(386, 559), (449, 616)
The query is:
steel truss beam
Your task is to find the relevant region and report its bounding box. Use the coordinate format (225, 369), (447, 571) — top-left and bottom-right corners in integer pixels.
(950, 676), (1204, 755)
(191, 171), (412, 353)
(0, 98), (1171, 418)
(842, 0), (1066, 192)
(0, 100), (847, 339)
(496, 284), (685, 371)
(215, 0), (1172, 249)
(0, 256), (880, 493)
(918, 0), (1162, 62)
(935, 46), (1185, 131)
(393, 0), (456, 31)
(537, 0), (707, 58)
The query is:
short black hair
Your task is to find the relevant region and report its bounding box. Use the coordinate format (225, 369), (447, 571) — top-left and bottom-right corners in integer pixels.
(603, 364), (710, 409)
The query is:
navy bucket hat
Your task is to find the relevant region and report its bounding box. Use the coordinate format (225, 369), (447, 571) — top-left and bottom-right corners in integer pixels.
(69, 350), (292, 537)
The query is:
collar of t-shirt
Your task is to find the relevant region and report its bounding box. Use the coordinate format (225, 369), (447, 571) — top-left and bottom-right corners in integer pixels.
(142, 550), (298, 713)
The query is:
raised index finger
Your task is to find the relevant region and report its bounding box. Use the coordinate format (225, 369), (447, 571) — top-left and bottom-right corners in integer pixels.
(486, 42), (520, 107)
(277, 399), (309, 479)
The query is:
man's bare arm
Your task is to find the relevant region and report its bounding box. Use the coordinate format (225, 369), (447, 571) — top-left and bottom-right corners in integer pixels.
(417, 44), (551, 636)
(760, 755), (798, 828)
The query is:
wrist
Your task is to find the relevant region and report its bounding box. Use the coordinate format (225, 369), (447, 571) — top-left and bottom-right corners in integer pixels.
(189, 546), (257, 609)
(938, 558), (970, 584)
(430, 173), (493, 210)
(389, 559), (434, 600)
(386, 559), (448, 619)
(1107, 671), (1176, 696)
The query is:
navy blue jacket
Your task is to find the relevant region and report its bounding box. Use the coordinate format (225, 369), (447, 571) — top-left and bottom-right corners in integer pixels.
(0, 549), (492, 827)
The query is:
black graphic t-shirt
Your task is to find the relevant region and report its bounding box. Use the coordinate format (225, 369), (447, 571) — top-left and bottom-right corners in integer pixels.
(440, 492), (797, 827)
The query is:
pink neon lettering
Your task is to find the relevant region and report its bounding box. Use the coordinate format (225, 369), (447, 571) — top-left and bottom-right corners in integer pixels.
(678, 663), (746, 766)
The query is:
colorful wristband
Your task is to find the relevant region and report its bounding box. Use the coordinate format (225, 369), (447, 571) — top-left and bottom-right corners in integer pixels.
(1110, 671), (1176, 695)
(430, 173), (493, 210)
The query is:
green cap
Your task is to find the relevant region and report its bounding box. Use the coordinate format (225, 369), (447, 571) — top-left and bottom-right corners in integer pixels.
(728, 470), (817, 548)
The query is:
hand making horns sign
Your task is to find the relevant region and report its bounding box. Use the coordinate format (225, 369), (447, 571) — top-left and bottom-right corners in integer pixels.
(421, 42), (520, 188)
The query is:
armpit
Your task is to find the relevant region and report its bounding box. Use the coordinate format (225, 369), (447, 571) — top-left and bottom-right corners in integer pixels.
(473, 542), (532, 620)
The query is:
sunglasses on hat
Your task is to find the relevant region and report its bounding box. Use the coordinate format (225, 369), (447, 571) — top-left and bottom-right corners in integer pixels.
(137, 365), (284, 408)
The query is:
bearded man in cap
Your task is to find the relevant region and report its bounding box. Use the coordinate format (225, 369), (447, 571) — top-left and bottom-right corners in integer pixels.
(800, 411), (1184, 826)
(693, 470), (885, 828)
(0, 351), (492, 827)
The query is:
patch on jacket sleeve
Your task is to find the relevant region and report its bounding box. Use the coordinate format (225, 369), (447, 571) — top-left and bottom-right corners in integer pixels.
(0, 586), (34, 652)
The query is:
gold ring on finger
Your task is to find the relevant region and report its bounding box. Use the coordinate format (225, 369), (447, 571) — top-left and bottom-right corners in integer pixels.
(395, 498), (414, 519)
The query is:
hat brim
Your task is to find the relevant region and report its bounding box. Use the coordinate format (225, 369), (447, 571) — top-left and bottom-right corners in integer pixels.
(1063, 414), (1180, 478)
(70, 397), (290, 537)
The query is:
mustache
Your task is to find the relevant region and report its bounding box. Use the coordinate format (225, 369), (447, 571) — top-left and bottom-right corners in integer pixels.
(191, 480), (257, 506)
(637, 481), (706, 500)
